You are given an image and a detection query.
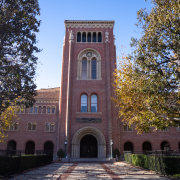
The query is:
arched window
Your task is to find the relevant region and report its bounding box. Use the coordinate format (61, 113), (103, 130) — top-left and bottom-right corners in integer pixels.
(82, 59), (87, 80)
(28, 122), (31, 130)
(161, 141), (170, 150)
(32, 123), (36, 131)
(91, 95), (97, 112)
(91, 59), (97, 79)
(123, 124), (132, 132)
(93, 32), (96, 42)
(38, 106), (42, 114)
(81, 94), (87, 112)
(142, 141), (152, 151)
(45, 123), (50, 131)
(98, 32), (102, 42)
(47, 106), (51, 114)
(30, 107), (33, 113)
(50, 123), (55, 131)
(124, 142), (133, 151)
(87, 32), (91, 42)
(34, 106), (38, 114)
(9, 122), (18, 131)
(77, 32), (81, 42)
(43, 106), (46, 114)
(52, 106), (55, 114)
(25, 141), (35, 155)
(7, 140), (16, 150)
(14, 122), (18, 130)
(82, 32), (86, 42)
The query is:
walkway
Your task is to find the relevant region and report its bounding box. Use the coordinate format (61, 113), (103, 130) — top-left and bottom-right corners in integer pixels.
(10, 162), (171, 180)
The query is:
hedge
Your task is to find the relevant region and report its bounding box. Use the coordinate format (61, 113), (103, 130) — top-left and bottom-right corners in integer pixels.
(0, 154), (53, 176)
(124, 154), (180, 175)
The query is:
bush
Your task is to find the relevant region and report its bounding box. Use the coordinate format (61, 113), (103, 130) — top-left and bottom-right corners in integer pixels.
(57, 149), (64, 159)
(113, 148), (120, 159)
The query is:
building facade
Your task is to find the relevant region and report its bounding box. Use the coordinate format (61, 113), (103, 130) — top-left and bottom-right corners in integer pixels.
(1, 20), (180, 159)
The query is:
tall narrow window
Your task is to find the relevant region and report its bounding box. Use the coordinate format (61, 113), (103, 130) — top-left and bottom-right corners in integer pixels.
(32, 123), (36, 131)
(47, 107), (51, 114)
(14, 122), (18, 130)
(82, 59), (87, 80)
(98, 32), (102, 42)
(87, 32), (91, 42)
(52, 106), (55, 114)
(28, 123), (32, 130)
(91, 95), (97, 112)
(77, 32), (81, 42)
(81, 94), (87, 112)
(50, 123), (55, 131)
(30, 107), (33, 113)
(82, 32), (86, 42)
(93, 32), (96, 42)
(45, 123), (50, 131)
(34, 107), (38, 114)
(92, 59), (97, 79)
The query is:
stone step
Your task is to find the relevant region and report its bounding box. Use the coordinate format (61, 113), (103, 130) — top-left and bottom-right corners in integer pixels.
(68, 158), (115, 162)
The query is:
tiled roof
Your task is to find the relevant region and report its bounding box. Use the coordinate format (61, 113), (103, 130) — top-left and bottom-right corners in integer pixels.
(35, 87), (60, 100)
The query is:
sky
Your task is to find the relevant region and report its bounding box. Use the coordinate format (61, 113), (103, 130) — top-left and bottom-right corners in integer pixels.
(35, 0), (152, 90)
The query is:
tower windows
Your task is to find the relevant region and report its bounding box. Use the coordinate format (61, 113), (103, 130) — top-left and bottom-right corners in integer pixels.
(98, 32), (102, 42)
(91, 95), (97, 112)
(77, 32), (81, 42)
(81, 94), (87, 112)
(82, 32), (86, 42)
(76, 32), (102, 43)
(82, 59), (87, 80)
(91, 59), (97, 79)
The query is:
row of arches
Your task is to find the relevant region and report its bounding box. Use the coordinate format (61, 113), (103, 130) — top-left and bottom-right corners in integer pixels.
(124, 141), (172, 151)
(77, 32), (102, 43)
(7, 140), (54, 154)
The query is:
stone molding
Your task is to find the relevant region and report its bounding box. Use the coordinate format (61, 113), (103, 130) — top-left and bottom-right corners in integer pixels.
(65, 20), (114, 29)
(71, 126), (106, 158)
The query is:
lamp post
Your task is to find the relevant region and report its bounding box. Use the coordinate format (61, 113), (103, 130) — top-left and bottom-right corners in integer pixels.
(111, 140), (113, 159)
(64, 140), (67, 158)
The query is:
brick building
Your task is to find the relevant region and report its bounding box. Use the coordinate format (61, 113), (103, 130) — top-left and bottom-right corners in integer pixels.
(1, 20), (180, 160)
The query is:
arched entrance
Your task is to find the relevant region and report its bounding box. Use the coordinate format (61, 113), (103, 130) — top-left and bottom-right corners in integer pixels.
(25, 141), (35, 155)
(7, 140), (16, 150)
(142, 141), (152, 151)
(124, 142), (133, 151)
(161, 141), (170, 150)
(80, 135), (97, 158)
(44, 141), (54, 152)
(72, 127), (106, 158)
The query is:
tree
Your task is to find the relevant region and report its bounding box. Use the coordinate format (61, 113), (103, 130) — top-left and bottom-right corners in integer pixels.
(113, 0), (180, 133)
(0, 0), (41, 114)
(57, 149), (64, 160)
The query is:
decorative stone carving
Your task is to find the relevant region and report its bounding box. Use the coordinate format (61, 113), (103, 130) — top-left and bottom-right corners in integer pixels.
(69, 30), (74, 41)
(105, 31), (109, 42)
(76, 118), (102, 123)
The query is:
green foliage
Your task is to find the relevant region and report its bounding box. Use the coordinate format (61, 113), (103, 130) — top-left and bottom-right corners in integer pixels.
(124, 154), (180, 175)
(57, 149), (64, 158)
(114, 0), (180, 132)
(0, 0), (41, 114)
(113, 148), (120, 158)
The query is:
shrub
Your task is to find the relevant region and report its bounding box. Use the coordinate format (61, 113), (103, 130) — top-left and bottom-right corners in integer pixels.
(57, 149), (64, 159)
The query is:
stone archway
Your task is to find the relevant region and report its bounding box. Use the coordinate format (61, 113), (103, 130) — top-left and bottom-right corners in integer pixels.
(71, 127), (106, 158)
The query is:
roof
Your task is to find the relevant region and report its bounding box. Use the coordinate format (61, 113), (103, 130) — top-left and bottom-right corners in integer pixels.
(35, 87), (60, 100)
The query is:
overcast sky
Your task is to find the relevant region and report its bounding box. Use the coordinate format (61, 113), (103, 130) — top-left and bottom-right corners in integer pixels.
(35, 0), (152, 90)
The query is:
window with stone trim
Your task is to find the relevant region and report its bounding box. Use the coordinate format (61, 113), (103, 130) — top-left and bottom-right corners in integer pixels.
(9, 122), (19, 131)
(123, 123), (133, 132)
(77, 50), (101, 80)
(27, 122), (37, 131)
(91, 94), (97, 112)
(52, 106), (55, 114)
(81, 94), (87, 112)
(45, 122), (55, 132)
(76, 32), (102, 43)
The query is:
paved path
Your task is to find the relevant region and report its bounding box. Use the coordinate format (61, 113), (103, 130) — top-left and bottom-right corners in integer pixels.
(10, 162), (171, 180)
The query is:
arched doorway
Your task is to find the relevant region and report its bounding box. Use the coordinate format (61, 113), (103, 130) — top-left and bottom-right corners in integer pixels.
(7, 140), (16, 150)
(161, 141), (170, 150)
(80, 135), (97, 158)
(142, 141), (152, 151)
(124, 142), (133, 151)
(25, 141), (35, 155)
(72, 127), (106, 158)
(44, 141), (54, 152)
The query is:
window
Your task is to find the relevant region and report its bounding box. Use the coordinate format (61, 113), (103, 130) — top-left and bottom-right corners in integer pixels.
(87, 32), (91, 42)
(98, 32), (102, 42)
(9, 122), (18, 131)
(93, 32), (96, 42)
(159, 128), (169, 132)
(45, 122), (55, 132)
(91, 95), (97, 112)
(82, 59), (87, 80)
(27, 122), (36, 131)
(82, 32), (86, 42)
(77, 32), (81, 42)
(47, 107), (51, 114)
(123, 124), (132, 132)
(52, 106), (55, 114)
(91, 59), (97, 79)
(30, 107), (33, 113)
(81, 94), (87, 112)
(34, 107), (38, 114)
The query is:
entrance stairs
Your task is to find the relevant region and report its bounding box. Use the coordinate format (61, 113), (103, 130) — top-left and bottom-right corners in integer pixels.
(67, 158), (115, 162)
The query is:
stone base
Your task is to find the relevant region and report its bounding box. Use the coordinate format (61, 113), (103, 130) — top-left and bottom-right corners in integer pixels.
(62, 158), (69, 162)
(110, 158), (116, 162)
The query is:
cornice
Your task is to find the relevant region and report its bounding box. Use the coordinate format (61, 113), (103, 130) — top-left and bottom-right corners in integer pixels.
(64, 20), (115, 29)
